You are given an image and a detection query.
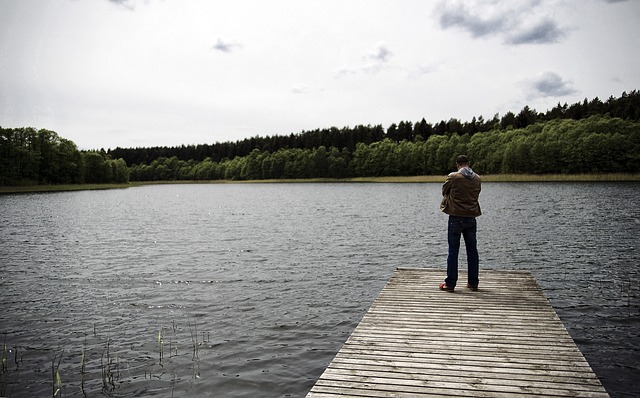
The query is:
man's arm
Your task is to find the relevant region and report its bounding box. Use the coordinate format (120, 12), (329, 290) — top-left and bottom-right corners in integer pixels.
(442, 175), (453, 196)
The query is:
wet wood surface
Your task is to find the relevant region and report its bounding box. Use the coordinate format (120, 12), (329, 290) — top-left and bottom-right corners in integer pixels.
(307, 268), (609, 397)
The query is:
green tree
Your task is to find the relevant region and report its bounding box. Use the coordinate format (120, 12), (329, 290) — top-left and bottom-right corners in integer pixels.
(514, 106), (538, 129)
(326, 147), (350, 178)
(311, 146), (329, 178)
(241, 149), (263, 180)
(57, 138), (83, 183)
(351, 142), (371, 176)
(502, 135), (530, 173)
(82, 152), (108, 183)
(110, 158), (130, 183)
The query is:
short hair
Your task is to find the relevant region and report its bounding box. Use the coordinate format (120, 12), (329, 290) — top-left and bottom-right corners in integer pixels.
(456, 155), (470, 164)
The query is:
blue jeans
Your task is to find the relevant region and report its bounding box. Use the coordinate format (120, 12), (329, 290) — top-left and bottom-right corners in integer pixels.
(446, 216), (479, 288)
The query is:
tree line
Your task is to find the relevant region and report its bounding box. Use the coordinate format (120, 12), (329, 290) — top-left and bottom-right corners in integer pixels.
(109, 90), (640, 165)
(0, 127), (129, 185)
(129, 115), (640, 181)
(1, 91), (639, 185)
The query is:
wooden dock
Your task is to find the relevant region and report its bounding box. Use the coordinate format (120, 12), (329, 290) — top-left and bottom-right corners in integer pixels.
(307, 268), (609, 397)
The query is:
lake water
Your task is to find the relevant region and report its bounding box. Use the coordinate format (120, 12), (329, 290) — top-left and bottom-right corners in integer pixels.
(1, 182), (638, 397)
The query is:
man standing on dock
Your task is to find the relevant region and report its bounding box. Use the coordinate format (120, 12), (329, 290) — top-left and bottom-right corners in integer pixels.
(439, 155), (482, 292)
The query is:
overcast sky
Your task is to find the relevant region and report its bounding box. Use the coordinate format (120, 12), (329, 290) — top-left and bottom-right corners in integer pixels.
(1, 0), (639, 150)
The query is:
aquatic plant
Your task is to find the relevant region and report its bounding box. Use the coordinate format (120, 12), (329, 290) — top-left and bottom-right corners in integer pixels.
(52, 350), (63, 397)
(167, 320), (179, 359)
(80, 348), (86, 397)
(1, 334), (7, 397)
(1, 318), (213, 396)
(188, 318), (199, 362)
(158, 328), (165, 366)
(100, 336), (118, 393)
(187, 317), (202, 380)
(1, 338), (22, 398)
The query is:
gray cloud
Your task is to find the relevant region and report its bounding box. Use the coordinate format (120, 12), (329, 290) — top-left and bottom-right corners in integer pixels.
(368, 44), (392, 63)
(107, 0), (136, 11)
(435, 0), (568, 45)
(362, 43), (393, 73)
(507, 18), (566, 44)
(530, 71), (577, 97)
(335, 67), (357, 78)
(438, 2), (507, 38)
(212, 38), (241, 53)
(336, 43), (394, 77)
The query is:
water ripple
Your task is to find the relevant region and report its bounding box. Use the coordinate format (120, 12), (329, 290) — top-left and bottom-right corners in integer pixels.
(1, 182), (638, 397)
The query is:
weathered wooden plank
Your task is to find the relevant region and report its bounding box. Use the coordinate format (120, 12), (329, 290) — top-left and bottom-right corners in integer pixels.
(306, 268), (609, 397)
(331, 352), (595, 373)
(350, 327), (574, 339)
(317, 368), (607, 393)
(335, 347), (593, 366)
(312, 376), (609, 397)
(328, 357), (603, 379)
(324, 363), (607, 387)
(344, 336), (578, 349)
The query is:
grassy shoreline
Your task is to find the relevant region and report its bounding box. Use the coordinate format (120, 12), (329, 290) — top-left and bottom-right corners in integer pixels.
(0, 183), (133, 194)
(2, 173), (639, 194)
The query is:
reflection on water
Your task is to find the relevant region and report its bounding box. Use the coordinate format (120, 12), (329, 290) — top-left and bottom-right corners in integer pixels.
(0, 183), (638, 397)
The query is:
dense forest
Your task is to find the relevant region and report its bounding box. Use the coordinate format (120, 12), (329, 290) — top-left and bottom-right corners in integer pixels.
(1, 91), (639, 185)
(110, 90), (640, 165)
(0, 128), (129, 185)
(126, 116), (640, 181)
(124, 91), (640, 181)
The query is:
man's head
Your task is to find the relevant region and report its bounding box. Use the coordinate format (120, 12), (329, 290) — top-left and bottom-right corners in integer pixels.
(456, 155), (470, 168)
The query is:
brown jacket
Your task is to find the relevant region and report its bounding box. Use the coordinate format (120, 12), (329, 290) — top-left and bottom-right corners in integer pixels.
(440, 168), (481, 217)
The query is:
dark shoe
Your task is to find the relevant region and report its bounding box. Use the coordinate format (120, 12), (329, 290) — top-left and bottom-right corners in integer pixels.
(439, 283), (454, 292)
(466, 283), (478, 291)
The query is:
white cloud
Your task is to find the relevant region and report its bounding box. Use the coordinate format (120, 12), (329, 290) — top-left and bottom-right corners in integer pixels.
(291, 84), (310, 94)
